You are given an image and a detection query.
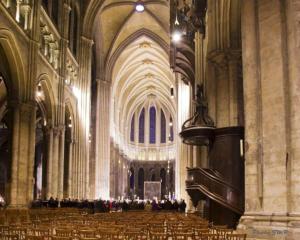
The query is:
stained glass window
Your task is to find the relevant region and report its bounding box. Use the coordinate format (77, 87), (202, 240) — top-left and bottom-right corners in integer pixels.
(139, 108), (145, 143)
(149, 106), (156, 144)
(130, 113), (135, 142)
(161, 110), (166, 143)
(170, 117), (174, 142)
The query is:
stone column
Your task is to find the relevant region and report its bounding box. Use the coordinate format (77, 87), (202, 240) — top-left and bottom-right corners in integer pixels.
(51, 127), (60, 198)
(56, 1), (71, 199)
(78, 36), (93, 198)
(176, 75), (190, 201)
(238, 0), (293, 238)
(46, 127), (54, 198)
(71, 138), (78, 198)
(9, 102), (36, 207)
(286, 1), (300, 239)
(67, 139), (74, 198)
(228, 51), (242, 126)
(214, 54), (230, 128)
(58, 126), (65, 199)
(95, 80), (111, 199)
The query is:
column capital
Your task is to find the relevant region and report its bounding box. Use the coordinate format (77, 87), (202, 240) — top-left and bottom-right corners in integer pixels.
(207, 50), (228, 71)
(208, 49), (242, 69)
(63, 3), (71, 12)
(81, 36), (94, 47)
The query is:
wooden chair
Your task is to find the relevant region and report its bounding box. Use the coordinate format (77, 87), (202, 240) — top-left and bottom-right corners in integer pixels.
(78, 238), (99, 240)
(0, 234), (19, 240)
(54, 228), (73, 238)
(215, 228), (233, 239)
(7, 227), (27, 240)
(200, 233), (220, 240)
(51, 237), (72, 240)
(226, 234), (247, 240)
(25, 236), (44, 240)
(0, 225), (9, 234)
(29, 228), (51, 238)
(194, 228), (209, 239)
(77, 229), (96, 238)
(110, 232), (124, 240)
(172, 232), (193, 240)
(149, 232), (168, 240)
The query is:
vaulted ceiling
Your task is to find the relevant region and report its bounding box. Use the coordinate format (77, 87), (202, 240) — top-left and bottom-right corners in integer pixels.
(91, 0), (176, 146)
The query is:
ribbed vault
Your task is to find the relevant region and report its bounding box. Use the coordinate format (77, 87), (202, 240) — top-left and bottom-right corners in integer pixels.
(89, 0), (176, 157)
(111, 35), (176, 154)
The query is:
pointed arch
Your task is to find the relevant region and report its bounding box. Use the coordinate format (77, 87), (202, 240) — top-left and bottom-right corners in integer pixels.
(0, 28), (26, 101)
(149, 106), (156, 144)
(36, 74), (56, 126)
(138, 108), (145, 144)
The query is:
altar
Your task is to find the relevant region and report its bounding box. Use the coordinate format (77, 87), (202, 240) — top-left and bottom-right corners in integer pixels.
(144, 181), (161, 200)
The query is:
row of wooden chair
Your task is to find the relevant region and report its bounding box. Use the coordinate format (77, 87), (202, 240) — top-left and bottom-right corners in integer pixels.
(0, 210), (247, 240)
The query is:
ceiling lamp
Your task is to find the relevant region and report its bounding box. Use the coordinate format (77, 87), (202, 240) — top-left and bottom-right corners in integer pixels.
(172, 31), (182, 43)
(135, 1), (145, 12)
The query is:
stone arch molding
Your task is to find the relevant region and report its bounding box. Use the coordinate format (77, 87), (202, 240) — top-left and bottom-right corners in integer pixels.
(0, 28), (26, 101)
(36, 73), (56, 127)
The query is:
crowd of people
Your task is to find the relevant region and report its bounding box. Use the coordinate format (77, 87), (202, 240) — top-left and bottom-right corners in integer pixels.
(31, 198), (187, 213)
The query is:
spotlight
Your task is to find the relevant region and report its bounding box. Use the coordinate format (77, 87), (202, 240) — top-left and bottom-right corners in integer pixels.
(172, 31), (182, 43)
(135, 1), (145, 12)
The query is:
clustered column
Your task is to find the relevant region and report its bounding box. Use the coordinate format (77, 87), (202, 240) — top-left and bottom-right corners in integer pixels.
(95, 79), (111, 199)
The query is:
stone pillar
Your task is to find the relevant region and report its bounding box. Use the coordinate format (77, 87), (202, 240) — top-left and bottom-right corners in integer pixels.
(67, 139), (74, 198)
(58, 126), (65, 199)
(176, 75), (190, 201)
(56, 1), (71, 199)
(287, 0), (300, 215)
(286, 1), (300, 238)
(78, 36), (93, 199)
(238, 0), (297, 239)
(51, 127), (60, 198)
(9, 102), (36, 207)
(95, 80), (111, 199)
(214, 55), (230, 128)
(228, 51), (242, 126)
(46, 127), (53, 198)
(71, 139), (78, 198)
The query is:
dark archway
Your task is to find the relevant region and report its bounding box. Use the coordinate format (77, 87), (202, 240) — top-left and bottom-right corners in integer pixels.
(160, 168), (166, 199)
(151, 173), (156, 182)
(138, 168), (144, 199)
(0, 45), (13, 204)
(63, 106), (73, 198)
(0, 103), (11, 203)
(129, 167), (134, 189)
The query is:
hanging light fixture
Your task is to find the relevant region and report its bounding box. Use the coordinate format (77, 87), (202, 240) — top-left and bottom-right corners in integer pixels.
(135, 1), (145, 12)
(172, 31), (182, 43)
(172, 4), (182, 43)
